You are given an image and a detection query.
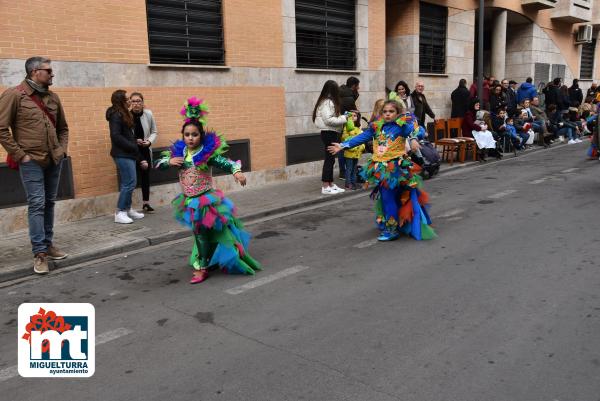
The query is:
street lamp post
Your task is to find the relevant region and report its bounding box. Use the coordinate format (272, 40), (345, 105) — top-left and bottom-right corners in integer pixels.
(477, 0), (484, 100)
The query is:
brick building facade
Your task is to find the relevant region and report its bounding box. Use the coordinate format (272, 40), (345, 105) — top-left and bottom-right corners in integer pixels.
(0, 0), (597, 233)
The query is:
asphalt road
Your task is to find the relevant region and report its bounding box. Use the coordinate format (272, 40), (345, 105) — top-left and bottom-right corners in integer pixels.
(1, 143), (600, 401)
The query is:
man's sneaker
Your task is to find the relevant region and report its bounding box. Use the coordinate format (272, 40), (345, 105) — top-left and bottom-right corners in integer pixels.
(33, 253), (49, 274)
(330, 184), (345, 194)
(558, 135), (565, 143)
(321, 186), (335, 195)
(127, 209), (144, 219)
(568, 139), (576, 144)
(47, 245), (68, 260)
(115, 211), (133, 224)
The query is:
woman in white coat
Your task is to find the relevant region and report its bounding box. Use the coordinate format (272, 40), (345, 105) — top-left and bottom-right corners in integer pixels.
(130, 92), (158, 212)
(313, 80), (349, 195)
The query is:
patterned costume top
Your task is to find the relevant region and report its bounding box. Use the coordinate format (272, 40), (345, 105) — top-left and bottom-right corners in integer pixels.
(155, 131), (241, 197)
(340, 113), (423, 189)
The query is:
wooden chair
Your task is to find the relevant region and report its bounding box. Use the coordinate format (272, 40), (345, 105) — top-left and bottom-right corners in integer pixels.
(448, 117), (477, 161)
(433, 119), (463, 165)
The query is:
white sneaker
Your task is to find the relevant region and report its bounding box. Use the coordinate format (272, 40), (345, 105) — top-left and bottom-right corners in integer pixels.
(558, 136), (565, 143)
(567, 139), (576, 144)
(115, 211), (133, 224)
(575, 138), (583, 143)
(127, 209), (145, 219)
(330, 184), (345, 193)
(321, 186), (335, 195)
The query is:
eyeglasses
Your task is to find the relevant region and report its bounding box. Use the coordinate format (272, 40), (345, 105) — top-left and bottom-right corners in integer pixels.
(130, 99), (143, 103)
(35, 68), (53, 74)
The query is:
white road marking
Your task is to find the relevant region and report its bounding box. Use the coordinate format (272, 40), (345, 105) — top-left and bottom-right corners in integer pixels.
(0, 327), (133, 382)
(488, 189), (517, 199)
(353, 239), (378, 249)
(0, 366), (18, 382)
(561, 168), (579, 173)
(96, 327), (134, 345)
(530, 177), (549, 184)
(434, 208), (464, 218)
(225, 265), (310, 295)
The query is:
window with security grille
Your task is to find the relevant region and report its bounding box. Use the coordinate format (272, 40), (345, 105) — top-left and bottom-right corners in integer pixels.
(580, 39), (596, 80)
(295, 0), (356, 70)
(419, 2), (447, 74)
(146, 0), (225, 65)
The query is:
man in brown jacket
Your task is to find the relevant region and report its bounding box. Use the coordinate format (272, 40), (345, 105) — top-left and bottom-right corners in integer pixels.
(0, 56), (69, 274)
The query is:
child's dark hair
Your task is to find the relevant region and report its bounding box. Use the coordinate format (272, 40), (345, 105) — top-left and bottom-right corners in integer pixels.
(181, 119), (205, 139)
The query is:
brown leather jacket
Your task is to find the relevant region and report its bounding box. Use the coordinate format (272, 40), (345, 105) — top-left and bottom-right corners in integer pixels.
(0, 80), (69, 167)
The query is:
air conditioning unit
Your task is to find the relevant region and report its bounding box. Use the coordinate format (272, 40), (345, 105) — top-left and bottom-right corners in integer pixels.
(576, 25), (593, 44)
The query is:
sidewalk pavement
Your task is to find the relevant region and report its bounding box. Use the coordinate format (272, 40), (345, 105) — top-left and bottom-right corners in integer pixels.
(1, 145), (544, 283)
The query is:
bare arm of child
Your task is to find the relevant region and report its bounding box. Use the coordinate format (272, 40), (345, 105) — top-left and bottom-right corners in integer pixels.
(233, 172), (246, 186)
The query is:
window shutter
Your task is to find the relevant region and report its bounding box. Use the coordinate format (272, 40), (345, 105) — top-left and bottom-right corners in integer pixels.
(580, 39), (596, 80)
(419, 2), (447, 74)
(146, 0), (225, 65)
(295, 0), (356, 70)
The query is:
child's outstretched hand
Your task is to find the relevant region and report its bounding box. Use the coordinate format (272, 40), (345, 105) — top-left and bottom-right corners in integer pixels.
(169, 157), (184, 167)
(234, 172), (247, 187)
(327, 143), (342, 155)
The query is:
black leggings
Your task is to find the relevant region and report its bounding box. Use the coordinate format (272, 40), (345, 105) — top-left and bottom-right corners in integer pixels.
(137, 146), (152, 202)
(321, 130), (340, 182)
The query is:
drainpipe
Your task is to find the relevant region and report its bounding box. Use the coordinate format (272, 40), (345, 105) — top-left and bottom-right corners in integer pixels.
(477, 0), (484, 100)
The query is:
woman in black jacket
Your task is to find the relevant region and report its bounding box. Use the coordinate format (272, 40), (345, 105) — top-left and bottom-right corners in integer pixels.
(489, 85), (507, 115)
(106, 89), (147, 224)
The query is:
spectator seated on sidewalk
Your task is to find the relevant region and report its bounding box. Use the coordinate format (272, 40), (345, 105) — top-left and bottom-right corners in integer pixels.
(566, 107), (585, 139)
(462, 99), (497, 161)
(548, 104), (581, 144)
(518, 99), (545, 146)
(513, 110), (532, 149)
(491, 107), (513, 150)
(530, 96), (553, 146)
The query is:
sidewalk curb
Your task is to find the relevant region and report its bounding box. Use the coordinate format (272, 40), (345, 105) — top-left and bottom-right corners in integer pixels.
(0, 143), (565, 284)
(0, 187), (367, 284)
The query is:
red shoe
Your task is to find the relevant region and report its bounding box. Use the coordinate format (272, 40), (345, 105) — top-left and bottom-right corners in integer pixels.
(190, 269), (209, 284)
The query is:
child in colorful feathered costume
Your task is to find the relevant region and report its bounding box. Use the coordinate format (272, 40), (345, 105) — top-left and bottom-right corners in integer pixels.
(155, 97), (261, 283)
(328, 100), (436, 241)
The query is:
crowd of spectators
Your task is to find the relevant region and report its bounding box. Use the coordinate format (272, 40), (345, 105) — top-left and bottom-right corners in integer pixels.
(450, 76), (595, 154)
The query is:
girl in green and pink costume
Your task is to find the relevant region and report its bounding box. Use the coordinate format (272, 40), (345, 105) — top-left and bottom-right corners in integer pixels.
(155, 97), (261, 284)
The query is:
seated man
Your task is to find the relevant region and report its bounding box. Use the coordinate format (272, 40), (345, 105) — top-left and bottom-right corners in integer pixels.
(530, 96), (553, 146)
(520, 98), (547, 147)
(513, 110), (532, 149)
(547, 104), (580, 144)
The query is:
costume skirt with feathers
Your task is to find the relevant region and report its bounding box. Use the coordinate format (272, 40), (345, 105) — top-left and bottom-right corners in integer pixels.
(361, 158), (436, 241)
(172, 189), (261, 275)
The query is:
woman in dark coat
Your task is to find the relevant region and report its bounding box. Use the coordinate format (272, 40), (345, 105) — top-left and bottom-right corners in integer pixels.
(450, 79), (470, 118)
(106, 89), (147, 224)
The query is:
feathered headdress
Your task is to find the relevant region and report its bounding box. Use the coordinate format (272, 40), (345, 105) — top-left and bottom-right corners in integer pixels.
(180, 96), (209, 126)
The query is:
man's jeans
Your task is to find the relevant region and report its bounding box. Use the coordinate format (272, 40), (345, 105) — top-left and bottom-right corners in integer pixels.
(19, 159), (63, 255)
(114, 157), (137, 211)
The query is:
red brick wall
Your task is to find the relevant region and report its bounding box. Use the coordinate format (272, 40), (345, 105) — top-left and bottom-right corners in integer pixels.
(223, 0), (284, 67)
(0, 86), (286, 198)
(0, 0), (149, 63)
(369, 0), (386, 70)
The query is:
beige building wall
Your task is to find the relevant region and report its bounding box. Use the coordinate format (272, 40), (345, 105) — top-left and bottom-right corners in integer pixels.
(0, 0), (386, 234)
(386, 0), (594, 117)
